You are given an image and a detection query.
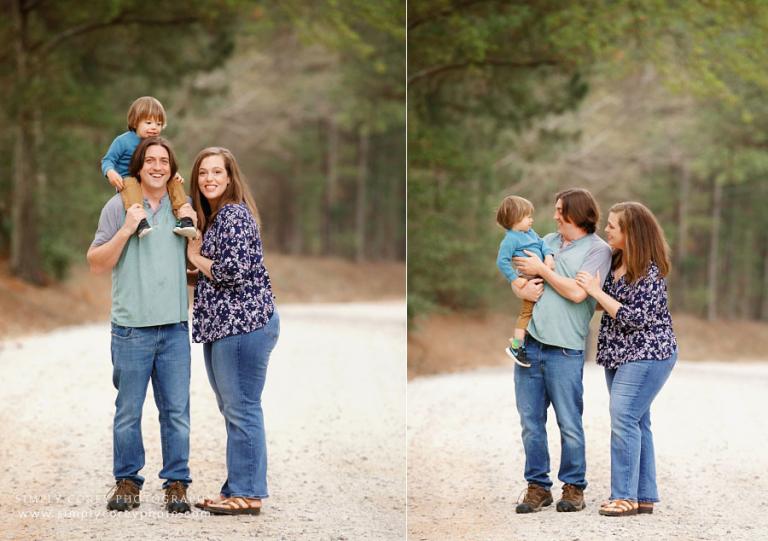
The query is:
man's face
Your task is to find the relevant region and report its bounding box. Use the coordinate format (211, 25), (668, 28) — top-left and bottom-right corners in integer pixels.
(553, 198), (567, 233)
(553, 198), (579, 239)
(139, 144), (171, 190)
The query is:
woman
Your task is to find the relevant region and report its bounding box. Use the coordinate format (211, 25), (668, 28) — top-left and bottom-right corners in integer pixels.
(574, 201), (677, 517)
(186, 147), (280, 515)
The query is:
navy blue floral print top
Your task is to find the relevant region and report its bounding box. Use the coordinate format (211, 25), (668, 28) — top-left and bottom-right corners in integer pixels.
(596, 261), (677, 369)
(192, 203), (275, 344)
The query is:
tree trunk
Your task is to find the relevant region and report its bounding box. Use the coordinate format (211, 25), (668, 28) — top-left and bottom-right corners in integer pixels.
(10, 0), (43, 284)
(323, 118), (339, 256)
(290, 160), (303, 254)
(676, 163), (690, 311)
(355, 126), (369, 262)
(707, 175), (722, 321)
(273, 173), (292, 252)
(389, 137), (405, 260)
(761, 236), (768, 320)
(34, 105), (48, 204)
(722, 212), (739, 319)
(739, 228), (753, 319)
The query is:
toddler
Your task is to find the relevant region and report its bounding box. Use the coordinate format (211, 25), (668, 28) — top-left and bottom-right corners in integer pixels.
(101, 96), (196, 238)
(496, 195), (555, 367)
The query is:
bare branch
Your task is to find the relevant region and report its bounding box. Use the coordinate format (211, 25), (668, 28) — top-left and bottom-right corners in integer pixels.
(407, 58), (560, 86)
(32, 14), (200, 59)
(21, 0), (44, 13)
(408, 0), (496, 31)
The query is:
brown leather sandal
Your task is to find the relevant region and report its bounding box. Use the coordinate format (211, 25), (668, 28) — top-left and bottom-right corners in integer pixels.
(201, 496), (262, 516)
(194, 493), (225, 510)
(638, 502), (654, 514)
(599, 499), (638, 517)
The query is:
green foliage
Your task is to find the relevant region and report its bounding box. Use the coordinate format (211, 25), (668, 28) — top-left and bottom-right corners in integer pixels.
(1, 0), (405, 281)
(1, 0), (243, 278)
(275, 0), (405, 126)
(408, 1), (609, 319)
(167, 2), (406, 261)
(408, 0), (768, 322)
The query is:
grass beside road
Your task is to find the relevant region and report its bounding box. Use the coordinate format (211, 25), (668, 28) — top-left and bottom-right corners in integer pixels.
(0, 254), (405, 340)
(408, 309), (768, 379)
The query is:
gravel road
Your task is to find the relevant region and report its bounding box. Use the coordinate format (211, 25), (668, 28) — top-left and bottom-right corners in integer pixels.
(407, 360), (768, 541)
(0, 302), (406, 541)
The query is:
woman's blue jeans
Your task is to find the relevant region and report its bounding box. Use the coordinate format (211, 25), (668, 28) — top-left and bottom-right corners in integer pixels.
(203, 311), (280, 499)
(605, 351), (676, 502)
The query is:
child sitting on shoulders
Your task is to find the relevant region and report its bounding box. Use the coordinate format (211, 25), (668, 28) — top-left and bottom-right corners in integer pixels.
(101, 96), (196, 239)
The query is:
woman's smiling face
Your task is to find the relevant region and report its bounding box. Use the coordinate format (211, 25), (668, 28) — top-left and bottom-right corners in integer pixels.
(604, 211), (626, 250)
(197, 154), (229, 204)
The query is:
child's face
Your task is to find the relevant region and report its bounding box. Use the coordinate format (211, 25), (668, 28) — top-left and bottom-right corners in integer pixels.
(512, 213), (534, 232)
(136, 117), (163, 138)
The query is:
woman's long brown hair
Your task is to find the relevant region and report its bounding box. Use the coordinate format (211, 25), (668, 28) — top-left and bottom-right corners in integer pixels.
(189, 147), (260, 233)
(610, 201), (671, 283)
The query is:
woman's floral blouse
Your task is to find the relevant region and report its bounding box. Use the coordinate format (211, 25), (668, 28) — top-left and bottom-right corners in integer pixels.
(193, 203), (275, 343)
(596, 261), (677, 369)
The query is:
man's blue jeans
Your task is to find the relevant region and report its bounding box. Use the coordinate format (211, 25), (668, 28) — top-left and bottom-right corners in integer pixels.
(110, 322), (192, 488)
(514, 336), (587, 490)
(203, 311), (280, 499)
(605, 351), (676, 502)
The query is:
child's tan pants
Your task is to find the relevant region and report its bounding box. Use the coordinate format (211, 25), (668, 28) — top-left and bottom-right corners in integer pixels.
(119, 176), (188, 215)
(516, 299), (534, 331)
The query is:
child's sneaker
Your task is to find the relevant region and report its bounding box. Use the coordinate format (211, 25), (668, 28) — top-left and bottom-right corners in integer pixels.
(137, 218), (152, 238)
(506, 345), (531, 368)
(173, 217), (197, 239)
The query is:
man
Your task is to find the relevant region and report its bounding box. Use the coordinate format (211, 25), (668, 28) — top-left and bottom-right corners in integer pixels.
(510, 188), (612, 514)
(87, 137), (196, 513)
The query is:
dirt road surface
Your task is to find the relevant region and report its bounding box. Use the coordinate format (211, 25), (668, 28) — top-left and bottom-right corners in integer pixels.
(0, 302), (405, 540)
(408, 360), (768, 541)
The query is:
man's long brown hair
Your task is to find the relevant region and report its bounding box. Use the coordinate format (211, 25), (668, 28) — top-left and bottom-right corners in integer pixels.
(555, 188), (601, 234)
(610, 201), (671, 283)
(189, 147), (260, 233)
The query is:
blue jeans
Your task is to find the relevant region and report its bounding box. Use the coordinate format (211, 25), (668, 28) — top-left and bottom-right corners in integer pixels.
(605, 351), (676, 502)
(110, 322), (192, 488)
(514, 336), (587, 490)
(203, 311), (280, 499)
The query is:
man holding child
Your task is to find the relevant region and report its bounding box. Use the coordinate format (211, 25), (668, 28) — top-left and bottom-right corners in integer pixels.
(510, 188), (611, 514)
(87, 136), (196, 514)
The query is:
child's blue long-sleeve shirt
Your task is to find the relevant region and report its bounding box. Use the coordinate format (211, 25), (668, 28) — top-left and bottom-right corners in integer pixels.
(101, 130), (141, 178)
(496, 228), (554, 283)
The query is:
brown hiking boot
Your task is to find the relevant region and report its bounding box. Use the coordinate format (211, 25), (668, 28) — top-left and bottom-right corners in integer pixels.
(106, 479), (141, 511)
(515, 483), (553, 513)
(164, 481), (191, 513)
(556, 483), (585, 512)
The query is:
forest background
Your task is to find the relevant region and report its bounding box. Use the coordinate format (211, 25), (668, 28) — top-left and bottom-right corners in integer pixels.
(408, 1), (768, 375)
(1, 0), (405, 288)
